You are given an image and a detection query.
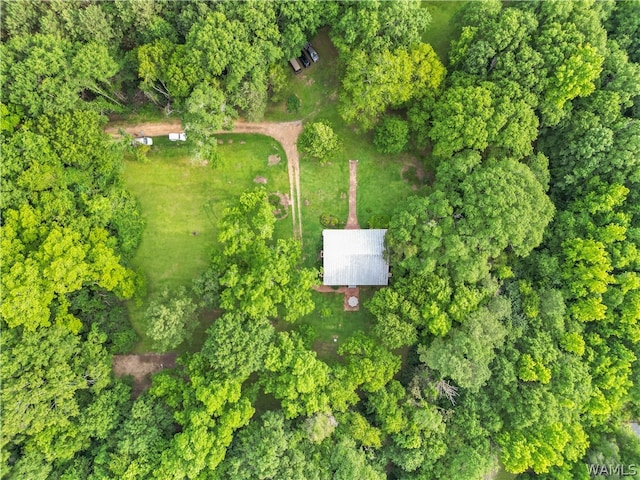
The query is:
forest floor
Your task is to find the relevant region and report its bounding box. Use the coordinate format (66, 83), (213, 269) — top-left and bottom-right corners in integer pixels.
(113, 353), (177, 398)
(105, 119), (304, 240)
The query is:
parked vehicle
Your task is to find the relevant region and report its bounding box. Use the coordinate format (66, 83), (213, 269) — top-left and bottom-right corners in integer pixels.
(304, 42), (319, 62)
(133, 137), (153, 146)
(299, 51), (311, 68)
(169, 133), (186, 141)
(289, 57), (302, 73)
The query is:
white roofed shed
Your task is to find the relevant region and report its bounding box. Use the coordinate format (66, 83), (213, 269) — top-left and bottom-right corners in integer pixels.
(322, 229), (389, 286)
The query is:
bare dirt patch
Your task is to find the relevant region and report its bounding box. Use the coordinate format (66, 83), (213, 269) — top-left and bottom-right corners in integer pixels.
(274, 192), (291, 207)
(270, 192), (290, 220)
(268, 154), (281, 166)
(113, 353), (177, 398)
(104, 120), (182, 137)
(273, 207), (288, 220)
(345, 160), (360, 229)
(254, 176), (268, 184)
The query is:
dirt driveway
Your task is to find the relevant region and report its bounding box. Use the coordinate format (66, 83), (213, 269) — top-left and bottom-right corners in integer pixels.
(105, 120), (303, 240)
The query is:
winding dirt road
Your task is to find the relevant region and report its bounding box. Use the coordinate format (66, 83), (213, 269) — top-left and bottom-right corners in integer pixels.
(105, 120), (304, 240)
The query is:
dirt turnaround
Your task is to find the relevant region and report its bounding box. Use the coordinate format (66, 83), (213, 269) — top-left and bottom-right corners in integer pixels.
(105, 120), (304, 240)
(112, 353), (177, 398)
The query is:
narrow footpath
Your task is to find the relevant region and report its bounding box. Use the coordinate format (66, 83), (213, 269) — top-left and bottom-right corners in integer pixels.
(345, 159), (360, 229)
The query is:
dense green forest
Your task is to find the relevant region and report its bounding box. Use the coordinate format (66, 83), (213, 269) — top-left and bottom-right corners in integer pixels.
(1, 0), (640, 478)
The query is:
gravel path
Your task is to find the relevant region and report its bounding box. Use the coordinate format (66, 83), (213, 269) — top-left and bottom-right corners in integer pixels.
(105, 120), (304, 240)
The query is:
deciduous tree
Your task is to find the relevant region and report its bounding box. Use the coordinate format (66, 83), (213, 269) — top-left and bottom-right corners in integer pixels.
(298, 121), (341, 164)
(374, 116), (409, 154)
(339, 43), (444, 131)
(145, 287), (198, 351)
(419, 297), (510, 391)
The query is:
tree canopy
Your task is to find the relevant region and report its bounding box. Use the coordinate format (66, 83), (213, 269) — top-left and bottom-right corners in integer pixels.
(2, 1), (639, 478)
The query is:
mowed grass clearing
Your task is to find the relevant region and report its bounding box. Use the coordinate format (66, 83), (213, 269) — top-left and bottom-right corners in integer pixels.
(123, 134), (291, 352)
(298, 289), (377, 363)
(422, 1), (467, 65)
(266, 28), (421, 265)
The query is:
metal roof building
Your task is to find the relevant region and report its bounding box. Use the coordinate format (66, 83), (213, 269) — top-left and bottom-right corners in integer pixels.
(322, 229), (389, 286)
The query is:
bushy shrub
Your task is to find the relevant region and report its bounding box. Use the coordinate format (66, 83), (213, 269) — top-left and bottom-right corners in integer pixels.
(320, 213), (340, 228)
(297, 323), (317, 348)
(71, 290), (139, 354)
(298, 121), (341, 164)
(110, 329), (139, 354)
(287, 94), (301, 113)
(268, 193), (281, 207)
(304, 414), (337, 443)
(367, 214), (390, 229)
(374, 116), (409, 154)
(268, 64), (288, 103)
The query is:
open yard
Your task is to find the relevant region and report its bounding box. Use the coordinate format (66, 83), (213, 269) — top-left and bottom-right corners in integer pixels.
(422, 1), (467, 65)
(123, 134), (290, 352)
(265, 29), (423, 265)
(261, 29), (425, 359)
(119, 23), (443, 356)
(296, 289), (376, 363)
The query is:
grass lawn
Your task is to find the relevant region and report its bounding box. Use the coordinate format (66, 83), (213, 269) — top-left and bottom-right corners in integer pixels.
(264, 29), (424, 358)
(265, 29), (421, 266)
(422, 1), (468, 65)
(265, 27), (341, 123)
(108, 102), (175, 125)
(123, 134), (290, 352)
(494, 466), (517, 480)
(296, 289), (377, 363)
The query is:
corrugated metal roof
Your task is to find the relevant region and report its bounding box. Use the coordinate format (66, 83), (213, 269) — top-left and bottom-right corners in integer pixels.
(322, 229), (389, 286)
